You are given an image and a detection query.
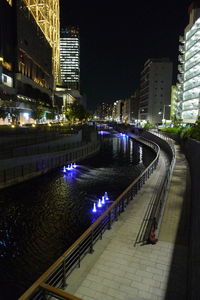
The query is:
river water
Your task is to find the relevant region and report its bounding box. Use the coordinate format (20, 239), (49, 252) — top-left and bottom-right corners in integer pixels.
(0, 134), (155, 300)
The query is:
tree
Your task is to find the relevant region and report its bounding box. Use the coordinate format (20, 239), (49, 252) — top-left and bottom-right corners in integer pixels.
(31, 106), (44, 122)
(65, 102), (90, 123)
(144, 121), (154, 130)
(0, 107), (8, 120)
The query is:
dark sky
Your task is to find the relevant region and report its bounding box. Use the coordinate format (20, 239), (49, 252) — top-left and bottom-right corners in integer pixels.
(60, 0), (191, 109)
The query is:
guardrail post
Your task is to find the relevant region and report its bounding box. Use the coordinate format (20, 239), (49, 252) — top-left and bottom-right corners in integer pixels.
(90, 231), (94, 253)
(78, 243), (81, 267)
(42, 288), (48, 300)
(62, 259), (67, 288)
(108, 211), (111, 230)
(115, 206), (118, 221)
(121, 199), (125, 212)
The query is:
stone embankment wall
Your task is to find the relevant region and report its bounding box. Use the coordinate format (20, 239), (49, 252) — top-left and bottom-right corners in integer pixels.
(183, 138), (200, 300)
(0, 130), (100, 190)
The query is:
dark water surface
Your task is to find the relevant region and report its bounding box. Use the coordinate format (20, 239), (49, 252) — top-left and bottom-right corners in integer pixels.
(0, 134), (155, 300)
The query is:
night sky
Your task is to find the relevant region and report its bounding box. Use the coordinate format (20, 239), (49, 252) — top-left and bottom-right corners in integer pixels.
(60, 0), (191, 110)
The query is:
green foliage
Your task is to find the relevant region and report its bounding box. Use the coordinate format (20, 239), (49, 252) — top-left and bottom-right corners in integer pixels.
(171, 115), (183, 127)
(31, 107), (44, 121)
(189, 120), (200, 141)
(144, 121), (154, 130)
(179, 127), (192, 140)
(46, 110), (56, 120)
(0, 108), (8, 120)
(161, 119), (200, 141)
(65, 102), (90, 123)
(160, 127), (182, 135)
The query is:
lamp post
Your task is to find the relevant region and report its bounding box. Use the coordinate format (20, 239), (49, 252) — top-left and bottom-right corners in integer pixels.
(162, 104), (171, 126)
(137, 108), (144, 126)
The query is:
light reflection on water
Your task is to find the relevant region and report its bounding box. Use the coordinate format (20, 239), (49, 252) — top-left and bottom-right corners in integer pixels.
(0, 135), (155, 300)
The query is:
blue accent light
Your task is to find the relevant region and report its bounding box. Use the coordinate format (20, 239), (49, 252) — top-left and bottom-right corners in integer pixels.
(102, 196), (105, 204)
(98, 130), (110, 135)
(67, 165), (73, 171)
(97, 199), (102, 208)
(62, 163), (77, 172)
(92, 203), (97, 213)
(104, 192), (109, 200)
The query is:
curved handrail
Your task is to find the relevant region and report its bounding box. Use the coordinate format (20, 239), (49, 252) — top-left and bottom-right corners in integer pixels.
(135, 130), (176, 245)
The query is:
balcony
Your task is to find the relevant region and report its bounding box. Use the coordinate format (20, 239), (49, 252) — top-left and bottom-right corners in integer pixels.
(179, 44), (185, 54)
(178, 64), (184, 73)
(178, 54), (185, 63)
(177, 84), (183, 92)
(179, 35), (185, 43)
(177, 74), (184, 83)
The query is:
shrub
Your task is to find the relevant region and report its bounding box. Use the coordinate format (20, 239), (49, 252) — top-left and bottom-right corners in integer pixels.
(144, 121), (154, 130)
(190, 120), (200, 141)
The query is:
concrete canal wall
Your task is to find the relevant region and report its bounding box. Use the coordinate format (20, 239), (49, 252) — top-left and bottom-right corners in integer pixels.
(0, 129), (100, 190)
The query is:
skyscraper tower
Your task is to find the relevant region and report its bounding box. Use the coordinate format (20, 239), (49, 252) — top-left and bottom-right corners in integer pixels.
(177, 1), (200, 123)
(60, 26), (80, 91)
(22, 0), (60, 85)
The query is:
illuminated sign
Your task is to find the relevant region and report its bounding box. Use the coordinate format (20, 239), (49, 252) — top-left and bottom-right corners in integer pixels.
(0, 58), (12, 71)
(2, 61), (12, 71)
(2, 74), (13, 88)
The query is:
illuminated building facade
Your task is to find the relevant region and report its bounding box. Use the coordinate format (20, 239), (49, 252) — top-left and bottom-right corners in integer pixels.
(15, 0), (53, 102)
(22, 0), (60, 85)
(0, 0), (15, 102)
(139, 58), (173, 124)
(6, 0), (12, 5)
(178, 2), (200, 123)
(60, 26), (80, 90)
(0, 0), (54, 125)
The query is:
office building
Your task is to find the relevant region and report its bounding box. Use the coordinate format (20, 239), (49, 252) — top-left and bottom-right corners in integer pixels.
(60, 26), (80, 90)
(23, 0), (60, 85)
(139, 58), (173, 124)
(0, 0), (54, 125)
(0, 0), (15, 104)
(177, 1), (200, 123)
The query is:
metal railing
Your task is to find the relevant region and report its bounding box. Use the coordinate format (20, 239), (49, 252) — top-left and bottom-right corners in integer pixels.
(134, 130), (175, 246)
(18, 137), (160, 300)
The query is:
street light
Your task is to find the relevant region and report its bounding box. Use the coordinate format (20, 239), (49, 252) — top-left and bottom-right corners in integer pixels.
(162, 104), (171, 126)
(137, 108), (144, 126)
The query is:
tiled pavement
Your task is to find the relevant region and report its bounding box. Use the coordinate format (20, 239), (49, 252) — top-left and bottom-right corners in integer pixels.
(65, 137), (190, 300)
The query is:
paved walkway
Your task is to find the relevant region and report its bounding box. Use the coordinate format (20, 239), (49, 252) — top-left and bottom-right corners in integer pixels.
(64, 136), (190, 300)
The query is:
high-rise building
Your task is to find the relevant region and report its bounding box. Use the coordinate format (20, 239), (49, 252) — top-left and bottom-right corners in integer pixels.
(0, 0), (15, 101)
(177, 1), (200, 123)
(22, 0), (60, 85)
(0, 0), (54, 125)
(170, 85), (178, 120)
(15, 0), (53, 101)
(60, 26), (80, 91)
(5, 0), (12, 5)
(139, 58), (173, 124)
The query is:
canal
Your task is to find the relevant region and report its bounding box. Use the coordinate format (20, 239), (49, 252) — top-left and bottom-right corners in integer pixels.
(0, 133), (155, 300)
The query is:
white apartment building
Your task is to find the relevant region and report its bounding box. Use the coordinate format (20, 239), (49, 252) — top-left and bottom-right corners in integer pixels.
(178, 2), (200, 123)
(139, 58), (173, 124)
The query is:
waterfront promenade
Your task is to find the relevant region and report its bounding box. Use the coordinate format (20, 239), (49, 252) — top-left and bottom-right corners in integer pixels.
(65, 136), (190, 300)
